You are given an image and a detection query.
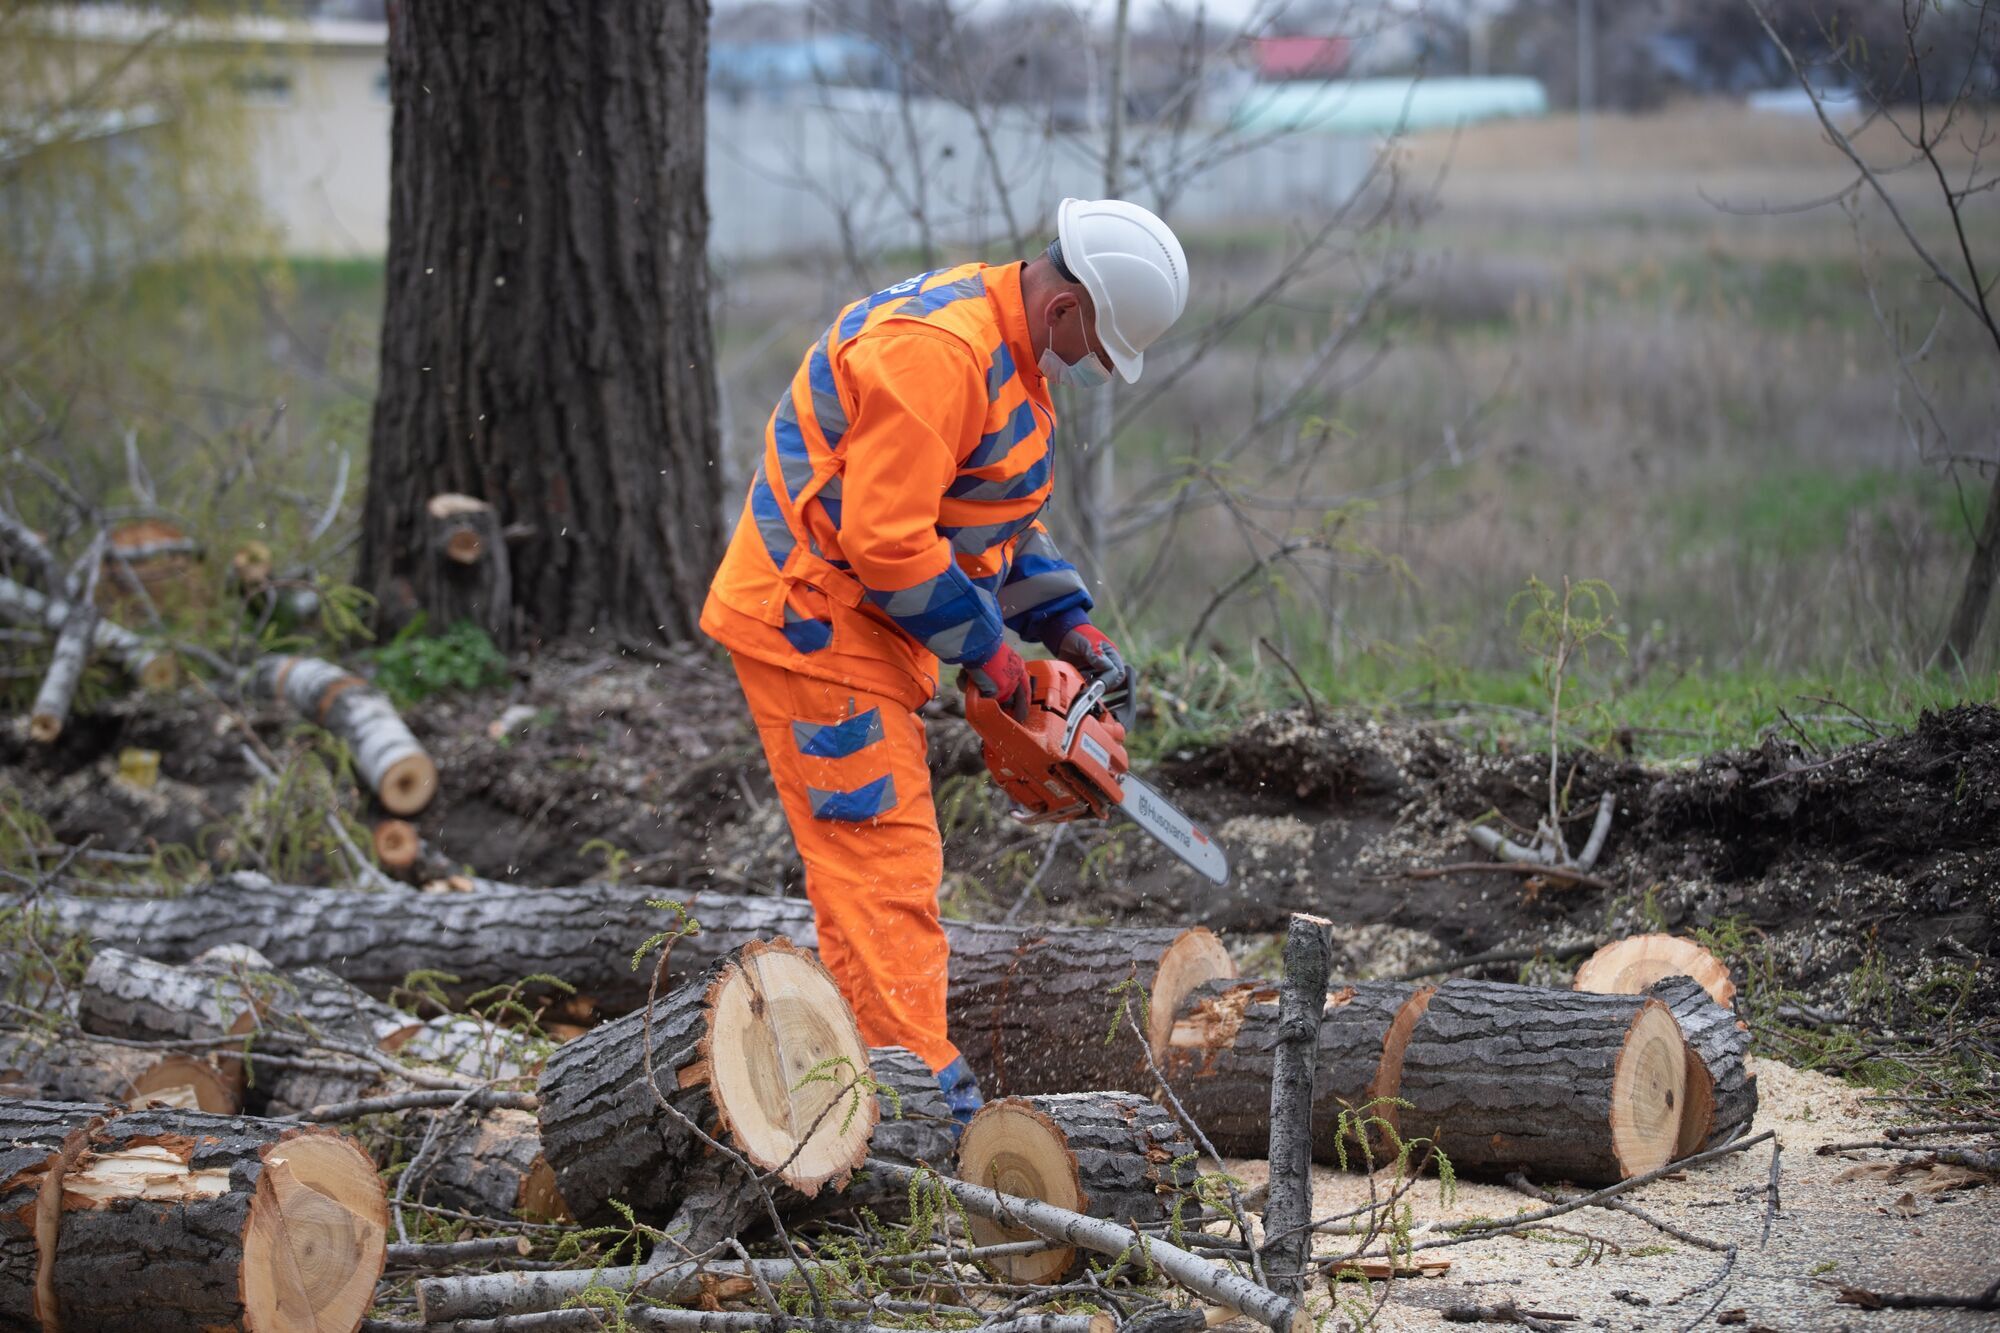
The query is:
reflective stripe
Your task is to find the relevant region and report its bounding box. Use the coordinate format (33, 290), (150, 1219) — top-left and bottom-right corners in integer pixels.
(748, 474), (796, 566)
(999, 566), (1088, 619)
(838, 270), (938, 340)
(946, 445), (1050, 501)
(963, 401), (1037, 470)
(793, 707), (884, 758)
(895, 273), (986, 319)
(780, 614), (832, 653)
(807, 329), (850, 446)
(771, 392), (816, 498)
(985, 343), (1016, 401)
(808, 774), (898, 822)
(1014, 528), (1064, 564)
(867, 563), (1003, 662)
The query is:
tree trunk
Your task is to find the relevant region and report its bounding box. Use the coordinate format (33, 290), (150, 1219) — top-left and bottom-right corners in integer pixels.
(1160, 978), (1432, 1161)
(956, 1092), (1200, 1285)
(657, 1045), (957, 1255)
(1396, 980), (1688, 1184)
(48, 1106), (386, 1333)
(535, 938), (875, 1224)
(28, 880), (1236, 1096)
(1646, 975), (1757, 1155)
(247, 655), (439, 815)
(1939, 467), (2000, 666)
(361, 0), (722, 647)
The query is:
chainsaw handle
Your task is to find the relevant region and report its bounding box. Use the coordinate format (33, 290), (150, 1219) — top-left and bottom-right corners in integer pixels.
(1101, 664), (1138, 731)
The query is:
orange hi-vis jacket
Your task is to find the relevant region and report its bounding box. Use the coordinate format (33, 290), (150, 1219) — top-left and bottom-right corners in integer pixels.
(702, 260), (1093, 711)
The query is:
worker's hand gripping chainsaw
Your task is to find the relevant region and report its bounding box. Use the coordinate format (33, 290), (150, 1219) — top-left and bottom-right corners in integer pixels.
(963, 658), (1230, 885)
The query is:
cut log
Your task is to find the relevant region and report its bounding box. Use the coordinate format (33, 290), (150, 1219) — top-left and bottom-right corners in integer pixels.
(418, 1108), (572, 1223)
(657, 1044), (957, 1253)
(1161, 978), (1433, 1161)
(101, 518), (204, 619)
(1574, 934), (1735, 1010)
(372, 818), (420, 876)
(1397, 980), (1688, 1183)
(50, 1105), (387, 1333)
(28, 593), (95, 744)
(0, 1100), (102, 1330)
(3, 1029), (243, 1114)
(420, 494), (512, 648)
(536, 937), (875, 1224)
(28, 881), (1236, 1093)
(0, 574), (177, 690)
(956, 1091), (1200, 1284)
(1646, 975), (1757, 1155)
(246, 655), (439, 814)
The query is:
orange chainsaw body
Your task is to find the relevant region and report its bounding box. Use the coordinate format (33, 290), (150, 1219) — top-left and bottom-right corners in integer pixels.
(964, 658), (1129, 823)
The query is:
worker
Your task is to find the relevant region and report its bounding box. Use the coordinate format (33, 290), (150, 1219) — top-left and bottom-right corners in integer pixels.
(701, 197), (1190, 1123)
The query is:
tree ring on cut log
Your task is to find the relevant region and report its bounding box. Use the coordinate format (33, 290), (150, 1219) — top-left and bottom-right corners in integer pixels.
(703, 939), (876, 1194)
(955, 1100), (1081, 1285)
(379, 753), (441, 815)
(1144, 927), (1238, 1057)
(129, 1054), (240, 1114)
(373, 819), (420, 874)
(240, 1132), (388, 1332)
(1608, 1000), (1689, 1179)
(1574, 934), (1735, 1010)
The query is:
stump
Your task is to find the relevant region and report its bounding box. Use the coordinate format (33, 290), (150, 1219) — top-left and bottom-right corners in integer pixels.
(0, 1103), (387, 1332)
(956, 1092), (1199, 1284)
(1646, 975), (1757, 1155)
(1397, 980), (1688, 1183)
(419, 494), (512, 647)
(1574, 935), (1735, 1010)
(535, 937), (875, 1224)
(1161, 979), (1432, 1161)
(247, 655), (439, 814)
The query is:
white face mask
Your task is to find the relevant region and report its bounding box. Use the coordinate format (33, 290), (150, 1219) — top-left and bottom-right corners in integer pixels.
(1039, 346), (1112, 391)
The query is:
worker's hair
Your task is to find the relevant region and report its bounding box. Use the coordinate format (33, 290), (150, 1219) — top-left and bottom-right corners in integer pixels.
(1045, 237), (1082, 287)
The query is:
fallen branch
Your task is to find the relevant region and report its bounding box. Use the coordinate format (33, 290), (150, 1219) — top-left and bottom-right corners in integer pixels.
(1833, 1285), (2000, 1311)
(386, 1236), (533, 1268)
(867, 1161), (1310, 1333)
(1466, 792), (1616, 876)
(0, 573), (176, 689)
(305, 1088), (538, 1121)
(1442, 1303), (1576, 1329)
(29, 532), (105, 744)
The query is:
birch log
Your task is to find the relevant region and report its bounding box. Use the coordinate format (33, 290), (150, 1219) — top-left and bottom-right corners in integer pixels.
(0, 574), (176, 689)
(246, 654), (438, 814)
(28, 594), (95, 744)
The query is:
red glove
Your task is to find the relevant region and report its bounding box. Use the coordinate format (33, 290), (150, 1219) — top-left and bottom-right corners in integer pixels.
(1055, 622), (1130, 693)
(965, 641), (1030, 720)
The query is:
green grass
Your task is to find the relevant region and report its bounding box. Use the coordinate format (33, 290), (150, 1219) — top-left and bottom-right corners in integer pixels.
(1665, 464), (1974, 560)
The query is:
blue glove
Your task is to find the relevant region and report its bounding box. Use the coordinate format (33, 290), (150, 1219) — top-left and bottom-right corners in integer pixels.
(936, 1056), (984, 1133)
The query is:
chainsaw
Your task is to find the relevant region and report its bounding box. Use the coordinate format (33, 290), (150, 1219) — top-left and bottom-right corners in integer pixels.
(963, 658), (1230, 885)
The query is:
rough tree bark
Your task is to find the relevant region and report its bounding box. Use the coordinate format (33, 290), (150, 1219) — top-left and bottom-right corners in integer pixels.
(0, 1100), (100, 1329)
(1646, 975), (1757, 1155)
(1261, 913), (1333, 1300)
(361, 0), (722, 646)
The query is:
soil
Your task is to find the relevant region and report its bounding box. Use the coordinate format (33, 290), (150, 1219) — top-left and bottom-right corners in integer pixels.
(8, 644), (1994, 1028)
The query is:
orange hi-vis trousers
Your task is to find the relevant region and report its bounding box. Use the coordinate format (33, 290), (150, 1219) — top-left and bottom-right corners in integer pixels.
(730, 651), (959, 1074)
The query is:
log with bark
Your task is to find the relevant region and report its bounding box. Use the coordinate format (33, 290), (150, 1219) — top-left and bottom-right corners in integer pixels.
(0, 1100), (386, 1332)
(28, 879), (1237, 1094)
(246, 655), (439, 814)
(956, 1091), (1200, 1284)
(28, 590), (95, 745)
(372, 818), (420, 877)
(0, 574), (177, 690)
(416, 1107), (572, 1223)
(1573, 934), (1735, 1009)
(1262, 914), (1333, 1300)
(1644, 975), (1757, 1154)
(656, 1044), (957, 1255)
(1396, 980), (1689, 1183)
(1161, 978), (1434, 1160)
(535, 937), (876, 1224)
(3, 1029), (245, 1114)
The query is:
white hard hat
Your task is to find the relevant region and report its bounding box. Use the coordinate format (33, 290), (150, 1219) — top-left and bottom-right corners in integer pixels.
(1055, 197), (1189, 384)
